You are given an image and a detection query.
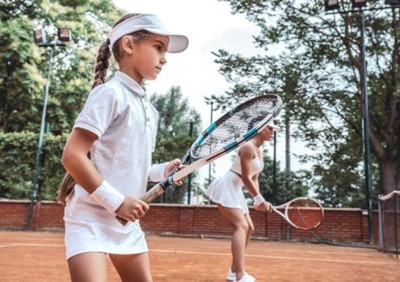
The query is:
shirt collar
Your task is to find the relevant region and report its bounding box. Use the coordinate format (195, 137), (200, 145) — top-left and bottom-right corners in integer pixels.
(114, 71), (146, 98)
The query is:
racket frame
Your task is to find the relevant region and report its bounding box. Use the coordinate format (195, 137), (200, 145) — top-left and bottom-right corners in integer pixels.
(117, 94), (283, 225)
(271, 197), (325, 231)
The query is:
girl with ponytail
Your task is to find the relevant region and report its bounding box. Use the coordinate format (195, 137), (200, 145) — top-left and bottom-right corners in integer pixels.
(59, 13), (188, 281)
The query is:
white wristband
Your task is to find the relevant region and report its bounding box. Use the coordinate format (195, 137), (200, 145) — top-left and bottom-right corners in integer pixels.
(253, 194), (266, 206)
(90, 180), (125, 214)
(148, 162), (168, 182)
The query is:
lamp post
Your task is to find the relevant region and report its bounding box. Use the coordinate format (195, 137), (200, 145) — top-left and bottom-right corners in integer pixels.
(207, 100), (216, 204)
(323, 0), (399, 243)
(187, 119), (194, 204)
(272, 120), (280, 206)
(208, 102), (214, 181)
(27, 27), (70, 230)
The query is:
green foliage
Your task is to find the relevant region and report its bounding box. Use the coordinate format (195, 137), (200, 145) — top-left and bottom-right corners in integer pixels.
(257, 149), (309, 205)
(0, 0), (124, 134)
(150, 87), (202, 204)
(216, 0), (400, 206)
(0, 0), (125, 200)
(0, 2), (209, 205)
(0, 132), (67, 200)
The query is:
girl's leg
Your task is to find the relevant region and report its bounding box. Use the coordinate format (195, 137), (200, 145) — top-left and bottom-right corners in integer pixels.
(244, 213), (255, 247)
(68, 252), (108, 282)
(218, 204), (249, 280)
(109, 252), (153, 282)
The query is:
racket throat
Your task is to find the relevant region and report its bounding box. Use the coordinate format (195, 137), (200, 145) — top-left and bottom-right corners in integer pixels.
(159, 176), (174, 190)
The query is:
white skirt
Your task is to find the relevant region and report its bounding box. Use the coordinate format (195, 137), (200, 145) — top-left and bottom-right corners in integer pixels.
(64, 185), (148, 260)
(206, 170), (249, 214)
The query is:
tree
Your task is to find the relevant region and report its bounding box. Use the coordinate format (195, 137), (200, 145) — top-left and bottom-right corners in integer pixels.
(257, 149), (309, 205)
(0, 0), (123, 134)
(150, 86), (202, 203)
(213, 0), (399, 207)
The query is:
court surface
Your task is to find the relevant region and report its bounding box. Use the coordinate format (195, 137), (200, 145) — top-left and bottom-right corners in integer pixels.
(0, 231), (399, 281)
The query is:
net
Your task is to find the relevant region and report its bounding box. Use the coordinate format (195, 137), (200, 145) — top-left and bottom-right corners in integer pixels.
(286, 198), (324, 231)
(378, 190), (400, 257)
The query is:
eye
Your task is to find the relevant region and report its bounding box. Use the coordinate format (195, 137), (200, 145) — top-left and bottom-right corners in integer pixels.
(155, 44), (163, 52)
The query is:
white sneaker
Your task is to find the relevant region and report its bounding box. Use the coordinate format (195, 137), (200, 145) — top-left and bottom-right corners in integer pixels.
(226, 268), (236, 281)
(236, 273), (256, 282)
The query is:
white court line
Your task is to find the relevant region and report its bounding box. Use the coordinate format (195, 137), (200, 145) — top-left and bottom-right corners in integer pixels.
(247, 247), (378, 257)
(150, 249), (399, 266)
(1, 243), (397, 267)
(0, 243), (64, 248)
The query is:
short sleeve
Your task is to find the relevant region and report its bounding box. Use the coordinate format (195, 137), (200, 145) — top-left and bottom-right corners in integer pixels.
(74, 86), (119, 138)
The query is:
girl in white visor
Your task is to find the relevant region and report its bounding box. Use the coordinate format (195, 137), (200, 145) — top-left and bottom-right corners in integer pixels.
(58, 13), (188, 281)
(207, 120), (277, 282)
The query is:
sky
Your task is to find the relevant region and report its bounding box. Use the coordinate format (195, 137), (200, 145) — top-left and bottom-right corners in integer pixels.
(112, 0), (260, 115)
(112, 0), (292, 181)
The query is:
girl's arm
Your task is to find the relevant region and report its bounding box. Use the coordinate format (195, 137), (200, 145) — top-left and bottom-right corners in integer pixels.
(61, 128), (149, 221)
(240, 144), (271, 212)
(61, 128), (102, 192)
(239, 144), (259, 197)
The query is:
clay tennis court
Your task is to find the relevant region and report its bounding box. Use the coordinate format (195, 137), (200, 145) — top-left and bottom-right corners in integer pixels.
(0, 230), (398, 281)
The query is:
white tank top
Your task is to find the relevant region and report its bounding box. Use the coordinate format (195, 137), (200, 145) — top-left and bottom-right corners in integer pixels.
(230, 150), (264, 178)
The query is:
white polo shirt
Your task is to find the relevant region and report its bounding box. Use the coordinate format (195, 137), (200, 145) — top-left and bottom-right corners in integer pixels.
(74, 71), (160, 195)
(64, 71), (165, 259)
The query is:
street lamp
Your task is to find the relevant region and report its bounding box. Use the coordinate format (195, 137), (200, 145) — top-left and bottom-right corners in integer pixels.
(323, 0), (399, 243)
(27, 27), (70, 230)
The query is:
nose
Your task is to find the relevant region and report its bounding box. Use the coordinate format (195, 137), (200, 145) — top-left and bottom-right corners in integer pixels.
(160, 55), (167, 65)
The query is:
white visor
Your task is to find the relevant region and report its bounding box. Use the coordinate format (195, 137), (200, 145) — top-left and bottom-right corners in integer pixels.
(268, 124), (281, 132)
(108, 14), (189, 53)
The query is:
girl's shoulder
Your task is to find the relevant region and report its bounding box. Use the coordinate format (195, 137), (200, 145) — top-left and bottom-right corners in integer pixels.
(89, 80), (124, 100)
(238, 143), (256, 159)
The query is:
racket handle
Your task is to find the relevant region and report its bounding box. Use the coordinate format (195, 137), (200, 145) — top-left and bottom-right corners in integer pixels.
(116, 215), (128, 226)
(140, 183), (166, 203)
(115, 182), (169, 226)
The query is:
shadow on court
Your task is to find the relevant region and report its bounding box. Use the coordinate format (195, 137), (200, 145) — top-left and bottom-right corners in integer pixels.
(0, 231), (399, 281)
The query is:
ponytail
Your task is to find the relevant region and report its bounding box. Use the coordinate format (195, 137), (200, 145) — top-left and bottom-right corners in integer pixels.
(91, 40), (112, 89)
(56, 172), (76, 204)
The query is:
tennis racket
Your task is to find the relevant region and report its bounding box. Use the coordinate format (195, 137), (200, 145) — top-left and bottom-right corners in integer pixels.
(269, 197), (324, 231)
(117, 94), (283, 225)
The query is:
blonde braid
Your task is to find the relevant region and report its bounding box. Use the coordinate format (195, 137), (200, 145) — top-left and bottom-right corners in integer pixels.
(91, 40), (111, 89)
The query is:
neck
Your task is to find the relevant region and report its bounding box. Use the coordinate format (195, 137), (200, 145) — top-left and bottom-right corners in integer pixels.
(251, 137), (263, 148)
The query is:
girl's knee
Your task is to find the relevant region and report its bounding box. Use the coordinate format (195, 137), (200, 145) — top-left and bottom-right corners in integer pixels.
(234, 221), (250, 233)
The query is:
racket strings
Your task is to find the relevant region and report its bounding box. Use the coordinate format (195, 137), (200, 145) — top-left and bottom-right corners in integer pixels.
(191, 97), (279, 159)
(286, 199), (324, 230)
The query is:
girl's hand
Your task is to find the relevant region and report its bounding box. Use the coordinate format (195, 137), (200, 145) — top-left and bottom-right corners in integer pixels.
(165, 159), (185, 186)
(254, 201), (272, 213)
(115, 196), (149, 222)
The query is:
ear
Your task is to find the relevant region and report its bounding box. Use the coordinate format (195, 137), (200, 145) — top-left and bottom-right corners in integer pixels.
(121, 36), (135, 54)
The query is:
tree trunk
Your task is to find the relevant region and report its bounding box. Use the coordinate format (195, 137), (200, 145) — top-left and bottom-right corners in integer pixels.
(378, 155), (396, 196)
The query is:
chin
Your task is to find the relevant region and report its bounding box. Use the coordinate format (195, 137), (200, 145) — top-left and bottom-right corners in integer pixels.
(147, 75), (158, 80)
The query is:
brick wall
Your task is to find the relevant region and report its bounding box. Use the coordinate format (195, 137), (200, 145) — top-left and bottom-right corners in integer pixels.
(0, 200), (379, 244)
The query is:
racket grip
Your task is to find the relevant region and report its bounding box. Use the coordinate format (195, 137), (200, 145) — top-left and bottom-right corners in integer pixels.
(140, 183), (165, 203)
(116, 182), (169, 226)
(116, 215), (128, 226)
